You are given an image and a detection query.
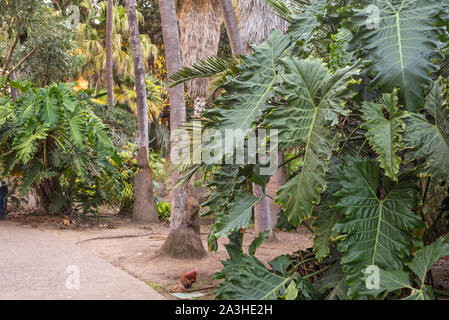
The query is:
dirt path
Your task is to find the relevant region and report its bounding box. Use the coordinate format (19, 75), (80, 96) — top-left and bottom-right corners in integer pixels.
(39, 219), (314, 299)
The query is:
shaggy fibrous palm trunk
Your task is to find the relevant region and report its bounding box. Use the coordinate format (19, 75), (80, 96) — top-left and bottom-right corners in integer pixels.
(176, 0), (223, 113)
(159, 0), (206, 259)
(219, 0), (244, 57)
(125, 0), (158, 224)
(106, 0), (114, 107)
(237, 0), (288, 54)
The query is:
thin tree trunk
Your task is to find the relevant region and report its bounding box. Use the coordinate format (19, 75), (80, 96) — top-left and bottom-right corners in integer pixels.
(266, 152), (287, 230)
(10, 72), (18, 102)
(106, 0), (114, 107)
(253, 183), (274, 238)
(0, 35), (18, 77)
(159, 0), (206, 259)
(218, 0), (244, 57)
(125, 0), (158, 224)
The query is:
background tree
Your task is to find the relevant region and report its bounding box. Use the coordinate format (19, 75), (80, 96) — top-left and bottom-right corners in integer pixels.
(176, 0), (223, 115)
(106, 0), (115, 106)
(218, 0), (244, 57)
(0, 0), (80, 85)
(125, 0), (158, 223)
(158, 0), (207, 258)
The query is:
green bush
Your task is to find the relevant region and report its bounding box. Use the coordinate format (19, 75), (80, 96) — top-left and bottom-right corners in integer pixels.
(0, 81), (122, 214)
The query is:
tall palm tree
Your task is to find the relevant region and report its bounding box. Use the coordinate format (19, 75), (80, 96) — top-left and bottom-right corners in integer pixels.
(125, 0), (158, 223)
(176, 0), (223, 114)
(158, 0), (207, 259)
(106, 0), (114, 106)
(77, 0), (157, 89)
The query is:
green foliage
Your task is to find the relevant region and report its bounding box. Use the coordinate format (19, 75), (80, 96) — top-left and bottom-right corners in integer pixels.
(334, 159), (423, 298)
(268, 57), (359, 225)
(156, 200), (171, 221)
(0, 0), (81, 84)
(404, 79), (449, 184)
(361, 89), (406, 181)
(0, 83), (118, 213)
(363, 238), (449, 300)
(350, 0), (447, 112)
(204, 29), (290, 134)
(175, 0), (449, 301)
(215, 232), (314, 300)
(211, 192), (261, 238)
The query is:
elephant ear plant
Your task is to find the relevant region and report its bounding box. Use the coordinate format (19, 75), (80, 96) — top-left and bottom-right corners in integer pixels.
(168, 0), (449, 300)
(0, 81), (122, 215)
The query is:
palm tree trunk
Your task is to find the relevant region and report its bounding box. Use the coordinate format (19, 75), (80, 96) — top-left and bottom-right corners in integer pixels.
(125, 0), (158, 224)
(237, 0), (288, 54)
(106, 0), (114, 107)
(159, 0), (206, 259)
(218, 0), (244, 57)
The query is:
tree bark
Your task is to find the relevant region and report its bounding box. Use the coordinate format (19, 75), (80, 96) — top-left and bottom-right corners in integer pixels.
(158, 0), (206, 259)
(10, 72), (18, 102)
(125, 0), (158, 224)
(253, 183), (274, 238)
(218, 0), (245, 57)
(237, 0), (289, 55)
(106, 0), (114, 107)
(0, 35), (18, 77)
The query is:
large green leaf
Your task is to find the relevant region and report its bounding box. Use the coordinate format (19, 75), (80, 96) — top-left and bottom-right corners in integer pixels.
(39, 88), (60, 126)
(12, 122), (49, 164)
(287, 0), (326, 45)
(312, 158), (344, 261)
(362, 238), (449, 300)
(201, 165), (247, 217)
(361, 89), (406, 181)
(205, 29), (290, 134)
(215, 247), (291, 300)
(212, 192), (262, 238)
(313, 264), (348, 300)
(404, 79), (449, 184)
(67, 107), (86, 148)
(267, 57), (358, 225)
(214, 232), (313, 300)
(351, 0), (446, 112)
(334, 159), (423, 298)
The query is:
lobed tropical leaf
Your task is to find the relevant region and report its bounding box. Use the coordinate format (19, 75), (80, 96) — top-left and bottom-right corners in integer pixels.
(215, 232), (313, 300)
(212, 192), (262, 238)
(404, 79), (449, 184)
(267, 57), (359, 225)
(361, 89), (406, 181)
(350, 0), (446, 112)
(334, 159), (423, 298)
(287, 0), (326, 45)
(362, 238), (449, 300)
